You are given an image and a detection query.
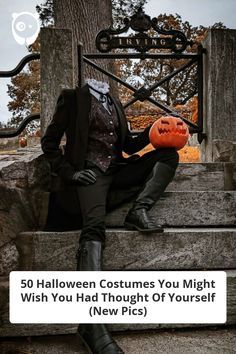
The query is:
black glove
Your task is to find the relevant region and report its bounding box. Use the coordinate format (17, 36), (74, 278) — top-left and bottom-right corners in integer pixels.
(71, 169), (97, 186)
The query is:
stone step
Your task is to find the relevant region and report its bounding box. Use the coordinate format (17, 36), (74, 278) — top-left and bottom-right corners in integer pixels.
(0, 271), (235, 337)
(167, 162), (236, 191)
(106, 191), (236, 227)
(1, 150), (235, 192)
(16, 228), (236, 271)
(1, 227), (235, 337)
(0, 327), (236, 354)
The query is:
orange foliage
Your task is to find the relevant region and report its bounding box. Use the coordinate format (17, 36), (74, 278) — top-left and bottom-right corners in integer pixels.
(178, 146), (200, 163)
(191, 110), (198, 124)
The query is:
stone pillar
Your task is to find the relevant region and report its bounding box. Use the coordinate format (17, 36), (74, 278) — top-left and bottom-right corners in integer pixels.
(40, 28), (74, 133)
(201, 29), (236, 162)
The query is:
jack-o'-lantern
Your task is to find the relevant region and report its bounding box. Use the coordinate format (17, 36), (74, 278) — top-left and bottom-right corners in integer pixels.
(149, 116), (189, 150)
(19, 136), (27, 148)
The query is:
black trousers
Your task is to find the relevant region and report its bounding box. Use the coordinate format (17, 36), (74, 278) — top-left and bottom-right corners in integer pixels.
(77, 148), (179, 245)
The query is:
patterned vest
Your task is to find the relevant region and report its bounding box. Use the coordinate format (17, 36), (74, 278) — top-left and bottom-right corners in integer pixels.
(86, 94), (119, 172)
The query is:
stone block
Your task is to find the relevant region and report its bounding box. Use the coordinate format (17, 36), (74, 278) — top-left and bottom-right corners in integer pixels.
(167, 163), (225, 191)
(16, 229), (236, 272)
(106, 191), (236, 227)
(0, 242), (19, 276)
(0, 148), (50, 255)
(0, 328), (236, 354)
(201, 29), (236, 162)
(224, 162), (236, 190)
(212, 140), (236, 163)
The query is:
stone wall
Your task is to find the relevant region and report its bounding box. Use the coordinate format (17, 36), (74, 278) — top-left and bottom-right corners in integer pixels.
(40, 28), (74, 134)
(201, 29), (236, 162)
(0, 147), (50, 276)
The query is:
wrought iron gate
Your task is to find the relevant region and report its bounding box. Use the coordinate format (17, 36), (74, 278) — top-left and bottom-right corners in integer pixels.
(0, 7), (206, 142)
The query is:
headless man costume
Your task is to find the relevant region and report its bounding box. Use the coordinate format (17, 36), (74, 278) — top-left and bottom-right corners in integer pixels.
(41, 80), (179, 354)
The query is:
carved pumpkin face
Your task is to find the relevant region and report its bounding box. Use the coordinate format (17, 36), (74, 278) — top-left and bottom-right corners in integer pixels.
(149, 116), (189, 150)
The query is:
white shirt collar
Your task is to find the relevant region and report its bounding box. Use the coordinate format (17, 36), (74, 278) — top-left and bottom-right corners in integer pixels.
(86, 79), (112, 114)
(86, 79), (109, 94)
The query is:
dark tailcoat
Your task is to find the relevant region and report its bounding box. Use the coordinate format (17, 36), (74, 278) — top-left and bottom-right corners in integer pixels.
(41, 84), (151, 230)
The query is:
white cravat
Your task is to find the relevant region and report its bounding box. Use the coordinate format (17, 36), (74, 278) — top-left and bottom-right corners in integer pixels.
(86, 79), (112, 114)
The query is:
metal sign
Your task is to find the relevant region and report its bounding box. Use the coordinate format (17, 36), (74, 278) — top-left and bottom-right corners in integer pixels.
(96, 7), (190, 54)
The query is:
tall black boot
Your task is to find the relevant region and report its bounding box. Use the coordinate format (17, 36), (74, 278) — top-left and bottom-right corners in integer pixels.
(76, 240), (103, 271)
(77, 241), (124, 354)
(124, 162), (176, 232)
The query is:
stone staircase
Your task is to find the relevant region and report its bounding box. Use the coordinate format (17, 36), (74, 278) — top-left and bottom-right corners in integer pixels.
(0, 162), (236, 353)
(0, 328), (236, 354)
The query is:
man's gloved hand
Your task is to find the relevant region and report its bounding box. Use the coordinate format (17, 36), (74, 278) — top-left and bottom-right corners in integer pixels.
(71, 169), (97, 186)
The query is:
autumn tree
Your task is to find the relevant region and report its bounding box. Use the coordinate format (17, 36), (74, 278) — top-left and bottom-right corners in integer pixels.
(36, 0), (147, 28)
(7, 0), (147, 131)
(36, 0), (54, 26)
(112, 0), (147, 26)
(7, 39), (40, 133)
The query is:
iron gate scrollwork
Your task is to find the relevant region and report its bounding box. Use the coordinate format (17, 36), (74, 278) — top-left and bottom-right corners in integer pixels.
(96, 8), (190, 54)
(0, 53), (40, 138)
